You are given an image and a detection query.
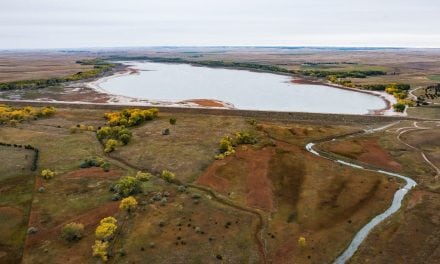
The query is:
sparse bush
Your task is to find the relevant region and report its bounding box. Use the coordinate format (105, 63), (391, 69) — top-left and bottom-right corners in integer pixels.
(101, 162), (111, 172)
(169, 117), (177, 125)
(92, 240), (109, 262)
(41, 169), (55, 180)
(162, 128), (170, 135)
(119, 196), (138, 213)
(69, 126), (77, 134)
(161, 170), (175, 182)
(80, 156), (105, 168)
(235, 131), (258, 145)
(298, 236), (307, 248)
(393, 103), (406, 112)
(135, 171), (151, 181)
(61, 222), (84, 242)
(219, 136), (234, 153)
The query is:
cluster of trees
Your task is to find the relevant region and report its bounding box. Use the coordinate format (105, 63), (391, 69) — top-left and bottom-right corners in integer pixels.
(324, 79), (414, 112)
(0, 59), (115, 91)
(0, 142), (39, 171)
(381, 83), (414, 112)
(301, 70), (385, 79)
(107, 56), (291, 74)
(97, 126), (132, 152)
(92, 216), (118, 262)
(97, 108), (159, 152)
(425, 84), (440, 99)
(385, 83), (411, 99)
(104, 108), (159, 127)
(80, 156), (110, 171)
(215, 131), (258, 160)
(0, 105), (56, 125)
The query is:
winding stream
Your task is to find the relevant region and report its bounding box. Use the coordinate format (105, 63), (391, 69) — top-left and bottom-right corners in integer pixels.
(305, 123), (417, 263)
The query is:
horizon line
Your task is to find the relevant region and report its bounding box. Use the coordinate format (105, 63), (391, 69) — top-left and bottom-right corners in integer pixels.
(2, 45), (440, 52)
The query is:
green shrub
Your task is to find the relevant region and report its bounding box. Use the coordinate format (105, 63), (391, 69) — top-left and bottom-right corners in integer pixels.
(104, 139), (118, 153)
(101, 162), (111, 172)
(393, 103), (406, 112)
(169, 117), (177, 125)
(61, 222), (84, 242)
(161, 170), (176, 182)
(235, 132), (258, 145)
(135, 171), (152, 181)
(80, 156), (105, 168)
(114, 176), (141, 197)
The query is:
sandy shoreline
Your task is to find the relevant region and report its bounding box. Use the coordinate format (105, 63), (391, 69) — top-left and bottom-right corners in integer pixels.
(291, 78), (401, 116)
(81, 61), (402, 116)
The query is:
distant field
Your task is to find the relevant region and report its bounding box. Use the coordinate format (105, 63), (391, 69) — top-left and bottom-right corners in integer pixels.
(299, 63), (388, 72)
(0, 52), (93, 82)
(429, 75), (440, 82)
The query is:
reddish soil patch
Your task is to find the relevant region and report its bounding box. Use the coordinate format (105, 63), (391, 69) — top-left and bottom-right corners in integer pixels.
(196, 147), (275, 211)
(25, 202), (119, 247)
(324, 138), (402, 171)
(196, 160), (230, 193)
(0, 206), (22, 218)
(182, 99), (227, 107)
(61, 167), (123, 180)
(237, 147), (275, 211)
(357, 139), (402, 171)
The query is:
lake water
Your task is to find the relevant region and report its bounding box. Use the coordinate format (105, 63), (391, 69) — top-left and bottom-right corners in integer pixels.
(98, 61), (387, 114)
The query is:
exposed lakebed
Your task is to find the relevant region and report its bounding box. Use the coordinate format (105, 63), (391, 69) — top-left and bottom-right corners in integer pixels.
(95, 61), (388, 114)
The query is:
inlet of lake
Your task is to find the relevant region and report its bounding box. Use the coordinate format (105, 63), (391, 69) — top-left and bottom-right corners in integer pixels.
(97, 61), (387, 114)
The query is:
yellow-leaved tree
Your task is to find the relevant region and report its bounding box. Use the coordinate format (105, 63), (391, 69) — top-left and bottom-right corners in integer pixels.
(92, 240), (109, 262)
(119, 196), (138, 213)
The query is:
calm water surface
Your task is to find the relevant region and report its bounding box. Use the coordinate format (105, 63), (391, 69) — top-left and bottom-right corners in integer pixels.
(98, 61), (386, 114)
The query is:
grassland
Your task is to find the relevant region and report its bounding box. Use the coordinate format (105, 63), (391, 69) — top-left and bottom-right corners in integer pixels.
(0, 52), (95, 83)
(1, 105), (436, 263)
(0, 47), (439, 263)
(319, 120), (440, 263)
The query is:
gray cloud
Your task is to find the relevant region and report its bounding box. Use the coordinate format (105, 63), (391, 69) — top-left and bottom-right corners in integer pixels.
(1, 0), (439, 49)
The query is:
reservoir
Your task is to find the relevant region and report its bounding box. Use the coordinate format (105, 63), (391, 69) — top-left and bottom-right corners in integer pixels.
(97, 61), (387, 114)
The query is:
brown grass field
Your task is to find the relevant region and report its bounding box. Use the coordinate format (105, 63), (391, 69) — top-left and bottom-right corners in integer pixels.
(0, 105), (437, 263)
(0, 51), (94, 82)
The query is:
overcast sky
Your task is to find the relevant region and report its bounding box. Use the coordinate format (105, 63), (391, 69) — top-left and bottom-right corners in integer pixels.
(1, 0), (439, 49)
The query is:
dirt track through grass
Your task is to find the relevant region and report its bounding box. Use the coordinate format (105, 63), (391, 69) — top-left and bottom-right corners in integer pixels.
(98, 137), (269, 263)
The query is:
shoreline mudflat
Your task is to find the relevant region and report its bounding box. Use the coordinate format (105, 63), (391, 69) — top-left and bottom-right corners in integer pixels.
(0, 99), (421, 126)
